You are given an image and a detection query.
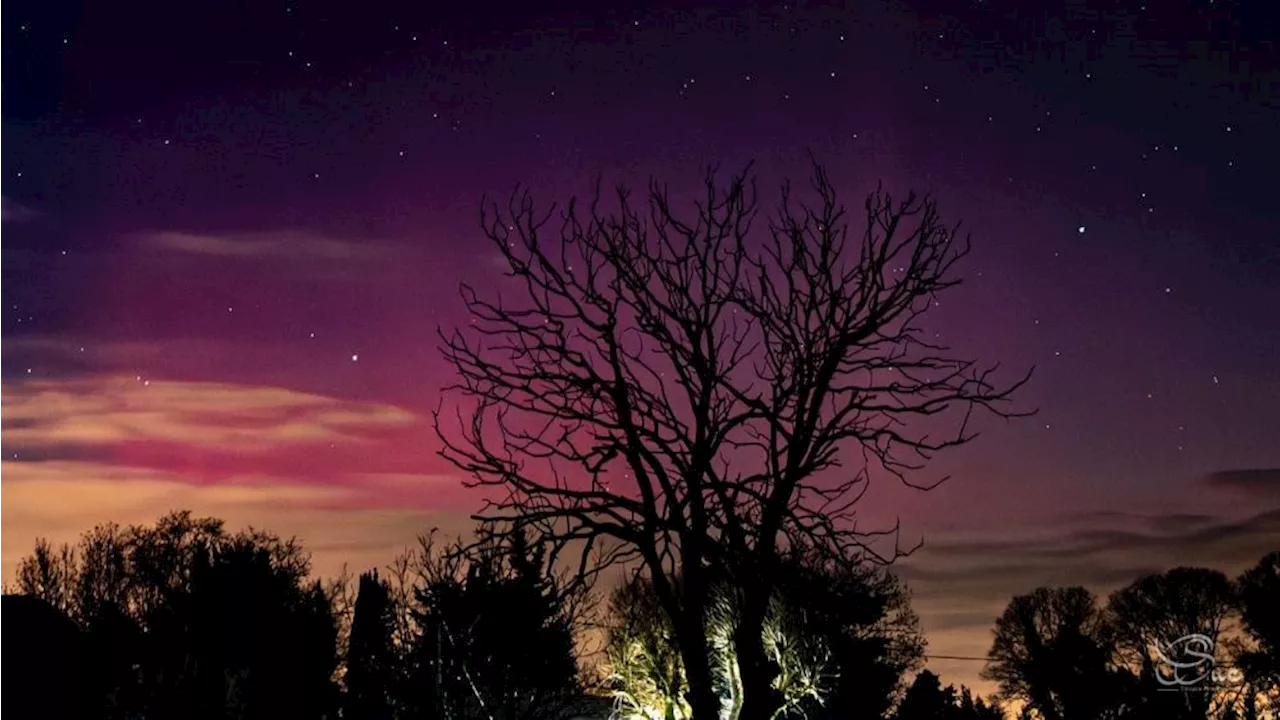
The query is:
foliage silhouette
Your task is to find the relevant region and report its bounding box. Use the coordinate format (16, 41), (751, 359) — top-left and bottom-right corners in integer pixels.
(1107, 567), (1237, 720)
(1234, 552), (1280, 696)
(982, 558), (1280, 720)
(981, 586), (1127, 720)
(11, 515), (1278, 720)
(347, 570), (399, 720)
(786, 551), (924, 720)
(894, 670), (1002, 720)
(403, 526), (584, 720)
(15, 512), (340, 720)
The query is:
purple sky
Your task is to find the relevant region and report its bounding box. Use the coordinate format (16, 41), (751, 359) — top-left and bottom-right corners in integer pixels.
(4, 0), (1279, 695)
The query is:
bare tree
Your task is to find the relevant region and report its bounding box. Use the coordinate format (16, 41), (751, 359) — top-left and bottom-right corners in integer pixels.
(16, 537), (78, 614)
(435, 159), (1030, 720)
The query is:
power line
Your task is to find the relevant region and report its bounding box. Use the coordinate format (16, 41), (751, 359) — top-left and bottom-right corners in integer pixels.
(924, 654), (989, 662)
(923, 654), (1240, 667)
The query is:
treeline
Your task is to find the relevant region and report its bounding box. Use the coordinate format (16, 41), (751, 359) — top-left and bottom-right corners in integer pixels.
(981, 560), (1279, 720)
(5, 511), (1277, 720)
(7, 512), (582, 720)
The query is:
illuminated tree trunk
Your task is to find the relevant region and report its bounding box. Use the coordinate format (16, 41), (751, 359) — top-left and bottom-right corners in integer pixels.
(727, 654), (744, 720)
(678, 615), (725, 720)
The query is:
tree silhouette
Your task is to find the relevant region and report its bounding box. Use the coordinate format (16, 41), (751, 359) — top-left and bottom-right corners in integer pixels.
(436, 159), (1030, 720)
(1106, 567), (1237, 720)
(789, 552), (924, 720)
(194, 536), (338, 718)
(72, 522), (132, 625)
(896, 670), (958, 720)
(16, 537), (77, 613)
(1234, 552), (1280, 697)
(346, 570), (399, 720)
(954, 687), (1003, 720)
(13, 512), (341, 720)
(406, 527), (583, 720)
(981, 566), (1270, 720)
(981, 586), (1124, 720)
(18, 523), (150, 719)
(893, 670), (1001, 720)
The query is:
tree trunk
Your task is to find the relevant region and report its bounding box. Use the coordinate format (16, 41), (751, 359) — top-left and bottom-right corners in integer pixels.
(675, 554), (722, 720)
(679, 614), (724, 720)
(733, 591), (783, 720)
(684, 669), (723, 720)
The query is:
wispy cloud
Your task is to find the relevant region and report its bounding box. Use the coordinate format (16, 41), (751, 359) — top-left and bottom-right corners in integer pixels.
(140, 230), (384, 261)
(2, 197), (40, 223)
(0, 369), (472, 590)
(2, 375), (416, 453)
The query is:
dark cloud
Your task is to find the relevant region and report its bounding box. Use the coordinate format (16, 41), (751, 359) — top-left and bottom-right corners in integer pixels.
(898, 505), (1280, 640)
(1204, 469), (1280, 497)
(1071, 510), (1219, 531)
(920, 510), (1226, 559)
(1143, 512), (1221, 534)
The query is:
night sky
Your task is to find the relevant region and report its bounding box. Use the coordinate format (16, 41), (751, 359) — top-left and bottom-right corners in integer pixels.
(3, 0), (1279, 694)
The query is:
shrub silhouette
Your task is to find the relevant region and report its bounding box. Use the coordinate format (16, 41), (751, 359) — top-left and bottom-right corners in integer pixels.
(1, 594), (89, 720)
